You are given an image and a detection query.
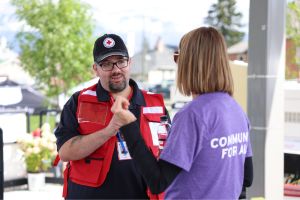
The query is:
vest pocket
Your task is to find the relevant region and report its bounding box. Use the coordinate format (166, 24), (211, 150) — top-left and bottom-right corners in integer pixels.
(78, 102), (108, 125)
(70, 156), (104, 185)
(140, 112), (165, 157)
(142, 113), (162, 122)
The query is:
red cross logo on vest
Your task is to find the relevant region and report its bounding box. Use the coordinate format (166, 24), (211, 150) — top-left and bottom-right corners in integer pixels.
(103, 37), (115, 48)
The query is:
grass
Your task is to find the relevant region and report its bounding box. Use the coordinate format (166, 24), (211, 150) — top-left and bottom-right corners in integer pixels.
(29, 115), (57, 133)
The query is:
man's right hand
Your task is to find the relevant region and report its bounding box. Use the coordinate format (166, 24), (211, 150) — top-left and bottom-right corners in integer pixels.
(111, 96), (137, 124)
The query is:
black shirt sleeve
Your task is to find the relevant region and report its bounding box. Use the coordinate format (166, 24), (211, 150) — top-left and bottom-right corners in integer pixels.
(54, 91), (81, 151)
(120, 121), (182, 194)
(243, 156), (253, 187)
(239, 156), (253, 199)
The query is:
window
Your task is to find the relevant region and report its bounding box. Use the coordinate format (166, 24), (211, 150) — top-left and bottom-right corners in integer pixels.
(285, 112), (300, 123)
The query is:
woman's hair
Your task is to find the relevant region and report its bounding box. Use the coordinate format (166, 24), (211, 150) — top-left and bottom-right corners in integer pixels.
(176, 26), (234, 96)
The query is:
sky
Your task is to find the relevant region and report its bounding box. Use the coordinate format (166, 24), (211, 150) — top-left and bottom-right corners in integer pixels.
(0, 0), (250, 56)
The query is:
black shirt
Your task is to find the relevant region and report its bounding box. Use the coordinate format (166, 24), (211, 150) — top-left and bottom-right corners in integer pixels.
(55, 79), (158, 199)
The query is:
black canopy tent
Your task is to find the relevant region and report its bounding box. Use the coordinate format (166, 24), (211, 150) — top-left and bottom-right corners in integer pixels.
(0, 78), (49, 115)
(0, 77), (58, 133)
(0, 78), (61, 188)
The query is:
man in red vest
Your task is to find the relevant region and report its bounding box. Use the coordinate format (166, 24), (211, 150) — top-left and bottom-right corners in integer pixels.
(54, 33), (169, 199)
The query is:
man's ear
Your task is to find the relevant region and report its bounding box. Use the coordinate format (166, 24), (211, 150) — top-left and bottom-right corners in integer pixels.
(92, 63), (97, 72)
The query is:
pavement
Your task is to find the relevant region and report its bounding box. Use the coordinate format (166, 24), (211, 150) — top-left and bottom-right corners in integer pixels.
(4, 183), (300, 200)
(4, 183), (63, 200)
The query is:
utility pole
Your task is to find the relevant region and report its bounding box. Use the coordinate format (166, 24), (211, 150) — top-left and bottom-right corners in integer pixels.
(248, 0), (285, 198)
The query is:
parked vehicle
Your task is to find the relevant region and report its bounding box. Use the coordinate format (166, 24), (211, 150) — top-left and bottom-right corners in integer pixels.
(149, 84), (170, 99)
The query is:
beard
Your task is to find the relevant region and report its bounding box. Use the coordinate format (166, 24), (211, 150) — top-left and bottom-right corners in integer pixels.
(108, 73), (127, 92)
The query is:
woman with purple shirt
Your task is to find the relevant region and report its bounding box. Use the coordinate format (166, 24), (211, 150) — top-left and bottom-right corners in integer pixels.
(112, 26), (253, 199)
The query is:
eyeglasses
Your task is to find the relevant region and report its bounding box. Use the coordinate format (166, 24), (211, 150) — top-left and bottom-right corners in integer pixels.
(173, 51), (179, 63)
(98, 59), (129, 71)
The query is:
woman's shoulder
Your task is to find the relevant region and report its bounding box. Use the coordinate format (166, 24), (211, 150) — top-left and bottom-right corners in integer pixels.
(174, 98), (205, 119)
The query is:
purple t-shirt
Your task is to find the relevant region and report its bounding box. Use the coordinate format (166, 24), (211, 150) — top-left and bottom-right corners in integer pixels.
(160, 92), (252, 199)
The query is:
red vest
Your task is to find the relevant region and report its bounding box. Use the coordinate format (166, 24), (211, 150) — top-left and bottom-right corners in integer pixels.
(61, 84), (166, 199)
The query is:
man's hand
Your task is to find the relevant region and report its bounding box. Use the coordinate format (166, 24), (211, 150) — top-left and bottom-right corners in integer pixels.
(111, 96), (137, 125)
(105, 96), (137, 137)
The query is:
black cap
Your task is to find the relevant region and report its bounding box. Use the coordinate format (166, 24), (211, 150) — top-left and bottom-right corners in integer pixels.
(93, 33), (129, 63)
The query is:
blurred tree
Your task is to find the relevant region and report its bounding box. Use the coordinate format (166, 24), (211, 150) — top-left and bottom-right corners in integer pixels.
(286, 0), (300, 80)
(205, 0), (245, 47)
(11, 0), (95, 98)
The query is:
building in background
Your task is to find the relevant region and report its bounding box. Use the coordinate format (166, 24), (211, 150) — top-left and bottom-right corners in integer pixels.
(227, 38), (300, 80)
(130, 37), (177, 84)
(227, 41), (248, 62)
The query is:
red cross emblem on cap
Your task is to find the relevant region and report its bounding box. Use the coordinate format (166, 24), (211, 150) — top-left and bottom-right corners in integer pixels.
(103, 37), (115, 48)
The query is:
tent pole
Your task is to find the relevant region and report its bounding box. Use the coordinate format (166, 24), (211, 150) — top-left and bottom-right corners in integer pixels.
(26, 112), (30, 133)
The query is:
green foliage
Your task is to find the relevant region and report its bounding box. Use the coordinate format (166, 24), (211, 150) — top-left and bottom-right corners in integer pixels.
(287, 1), (300, 74)
(205, 0), (245, 47)
(25, 153), (41, 173)
(287, 1), (300, 41)
(18, 123), (57, 173)
(25, 147), (53, 173)
(29, 115), (56, 132)
(29, 115), (40, 133)
(11, 0), (95, 97)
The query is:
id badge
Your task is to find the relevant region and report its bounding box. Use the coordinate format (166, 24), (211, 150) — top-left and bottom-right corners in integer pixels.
(149, 122), (160, 146)
(117, 141), (132, 160)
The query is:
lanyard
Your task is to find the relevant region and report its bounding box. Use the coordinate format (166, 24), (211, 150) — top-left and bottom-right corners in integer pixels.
(109, 87), (133, 155)
(116, 131), (128, 154)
